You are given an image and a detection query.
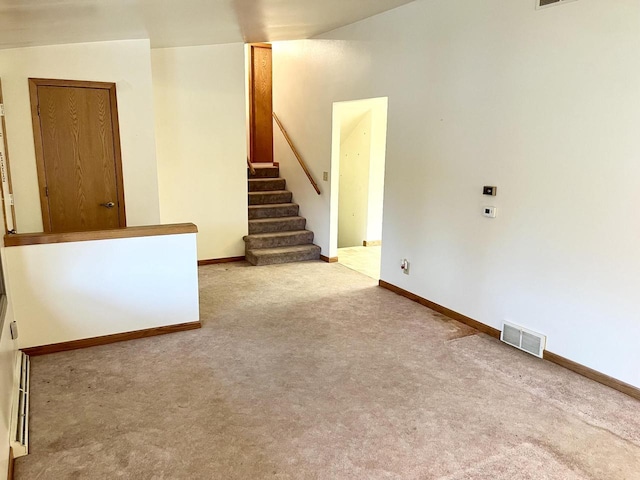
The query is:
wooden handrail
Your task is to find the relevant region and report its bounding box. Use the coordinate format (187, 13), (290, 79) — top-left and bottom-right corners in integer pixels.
(246, 157), (256, 176)
(272, 112), (321, 195)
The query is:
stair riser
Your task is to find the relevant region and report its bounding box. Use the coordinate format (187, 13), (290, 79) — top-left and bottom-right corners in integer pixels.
(246, 247), (321, 266)
(248, 167), (279, 178)
(248, 205), (299, 219)
(248, 179), (286, 192)
(244, 232), (314, 250)
(249, 218), (306, 234)
(249, 192), (293, 205)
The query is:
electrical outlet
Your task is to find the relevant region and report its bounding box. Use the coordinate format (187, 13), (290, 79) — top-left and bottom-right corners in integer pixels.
(323, 171), (329, 182)
(401, 259), (410, 275)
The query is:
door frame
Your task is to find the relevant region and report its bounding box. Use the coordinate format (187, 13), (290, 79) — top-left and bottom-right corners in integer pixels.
(330, 97), (389, 260)
(28, 78), (127, 232)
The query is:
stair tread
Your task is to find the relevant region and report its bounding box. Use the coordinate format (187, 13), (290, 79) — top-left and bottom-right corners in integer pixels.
(248, 244), (321, 256)
(248, 167), (279, 179)
(245, 230), (311, 239)
(248, 178), (287, 192)
(249, 216), (304, 223)
(248, 190), (290, 195)
(249, 203), (298, 209)
(246, 169), (317, 265)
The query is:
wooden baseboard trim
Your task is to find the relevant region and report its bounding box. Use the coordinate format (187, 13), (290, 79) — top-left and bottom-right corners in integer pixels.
(22, 321), (202, 357)
(363, 240), (381, 247)
(7, 447), (13, 480)
(198, 256), (245, 266)
(543, 350), (640, 401)
(320, 255), (339, 263)
(379, 280), (501, 338)
(379, 279), (640, 400)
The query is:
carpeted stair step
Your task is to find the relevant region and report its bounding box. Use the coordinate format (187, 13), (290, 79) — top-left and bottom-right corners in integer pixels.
(248, 178), (286, 192)
(248, 166), (279, 178)
(249, 190), (292, 205)
(244, 164), (320, 267)
(248, 203), (299, 220)
(243, 230), (314, 249)
(246, 244), (321, 266)
(248, 216), (306, 234)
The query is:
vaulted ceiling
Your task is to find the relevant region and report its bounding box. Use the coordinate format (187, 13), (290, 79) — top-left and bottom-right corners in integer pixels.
(0, 0), (416, 50)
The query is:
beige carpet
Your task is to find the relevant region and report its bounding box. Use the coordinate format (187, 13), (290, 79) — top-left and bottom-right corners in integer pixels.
(15, 261), (640, 479)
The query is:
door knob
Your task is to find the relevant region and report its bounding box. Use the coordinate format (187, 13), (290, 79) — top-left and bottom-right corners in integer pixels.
(100, 202), (115, 208)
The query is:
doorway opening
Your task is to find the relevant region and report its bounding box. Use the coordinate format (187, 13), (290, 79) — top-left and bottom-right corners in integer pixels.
(330, 97), (388, 280)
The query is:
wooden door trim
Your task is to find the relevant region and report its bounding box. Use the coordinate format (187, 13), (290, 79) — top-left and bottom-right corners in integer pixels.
(28, 78), (127, 233)
(0, 79), (18, 234)
(28, 79), (51, 232)
(107, 83), (127, 226)
(248, 44), (272, 164)
(28, 78), (117, 90)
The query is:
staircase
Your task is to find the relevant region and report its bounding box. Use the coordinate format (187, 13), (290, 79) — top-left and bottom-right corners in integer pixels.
(244, 165), (321, 266)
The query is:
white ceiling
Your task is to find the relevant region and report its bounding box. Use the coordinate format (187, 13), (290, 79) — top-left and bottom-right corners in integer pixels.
(0, 0), (416, 50)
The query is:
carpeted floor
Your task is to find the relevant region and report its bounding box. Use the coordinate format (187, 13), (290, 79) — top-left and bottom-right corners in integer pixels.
(15, 261), (640, 479)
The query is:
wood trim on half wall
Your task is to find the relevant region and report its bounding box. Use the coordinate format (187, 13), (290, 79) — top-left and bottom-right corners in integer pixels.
(320, 255), (338, 263)
(198, 256), (246, 266)
(22, 321), (201, 356)
(378, 279), (640, 401)
(4, 223), (197, 247)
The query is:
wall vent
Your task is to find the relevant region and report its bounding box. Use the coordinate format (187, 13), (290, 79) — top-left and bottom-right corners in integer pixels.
(501, 322), (546, 358)
(536, 0), (578, 9)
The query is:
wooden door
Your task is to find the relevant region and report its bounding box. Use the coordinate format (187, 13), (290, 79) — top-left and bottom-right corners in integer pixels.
(29, 79), (126, 233)
(249, 44), (273, 163)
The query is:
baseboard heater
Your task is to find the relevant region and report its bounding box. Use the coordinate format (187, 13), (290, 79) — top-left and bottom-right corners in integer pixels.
(10, 352), (30, 457)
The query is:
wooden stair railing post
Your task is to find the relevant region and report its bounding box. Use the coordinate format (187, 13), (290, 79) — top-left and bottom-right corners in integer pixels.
(272, 112), (321, 195)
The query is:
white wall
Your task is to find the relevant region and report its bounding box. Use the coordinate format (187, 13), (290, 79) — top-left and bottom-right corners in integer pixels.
(366, 99), (388, 243)
(0, 39), (161, 233)
(152, 44), (248, 261)
(272, 86), (330, 255)
(273, 0), (640, 388)
(338, 111), (371, 247)
(0, 201), (19, 476)
(4, 233), (199, 348)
